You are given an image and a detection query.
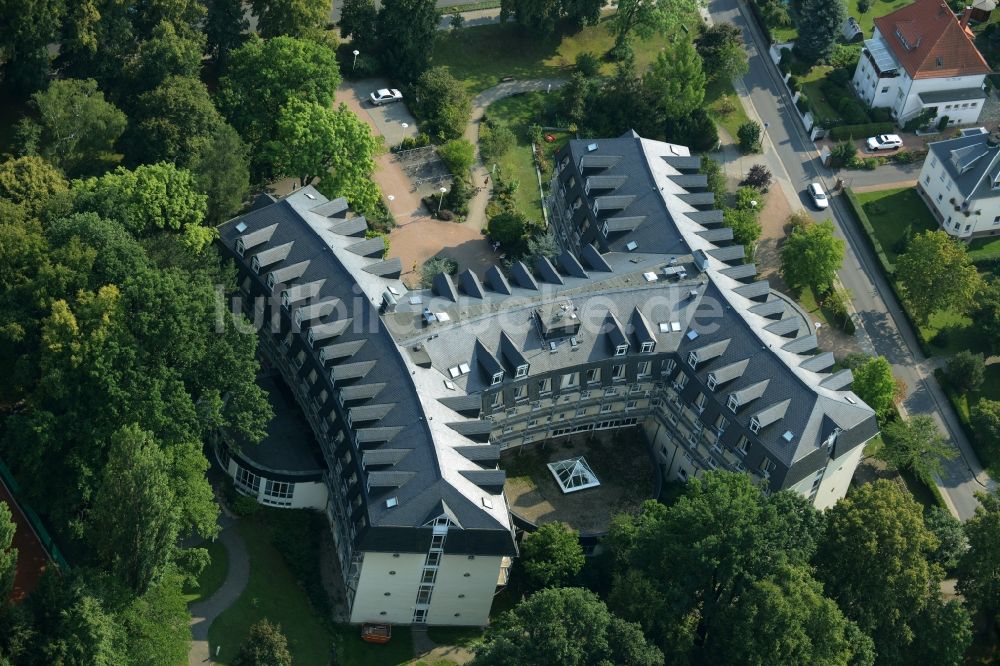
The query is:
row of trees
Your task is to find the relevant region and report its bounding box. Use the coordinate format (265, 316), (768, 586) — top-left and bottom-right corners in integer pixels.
(473, 471), (1000, 665)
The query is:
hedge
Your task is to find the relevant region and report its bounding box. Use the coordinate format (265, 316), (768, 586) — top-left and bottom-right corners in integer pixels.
(935, 368), (994, 470)
(843, 188), (895, 276)
(745, 0), (775, 44)
(828, 122), (896, 140)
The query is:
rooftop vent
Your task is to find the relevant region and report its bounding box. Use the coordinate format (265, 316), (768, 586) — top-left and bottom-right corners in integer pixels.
(626, 241), (639, 252)
(235, 221), (248, 233)
(587, 143), (598, 152)
(782, 431), (795, 442)
(571, 336), (579, 347)
(481, 496), (494, 509)
(549, 341), (558, 353)
(305, 192), (316, 199)
(386, 497), (399, 508)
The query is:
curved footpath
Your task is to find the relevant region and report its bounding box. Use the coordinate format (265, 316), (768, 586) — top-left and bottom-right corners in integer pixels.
(188, 517), (249, 666)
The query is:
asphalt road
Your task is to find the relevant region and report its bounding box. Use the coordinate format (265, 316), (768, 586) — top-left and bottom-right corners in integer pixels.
(711, 0), (993, 518)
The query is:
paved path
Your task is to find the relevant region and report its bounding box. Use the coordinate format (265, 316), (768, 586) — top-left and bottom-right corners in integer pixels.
(712, 0), (994, 518)
(188, 518), (249, 666)
(463, 78), (568, 230)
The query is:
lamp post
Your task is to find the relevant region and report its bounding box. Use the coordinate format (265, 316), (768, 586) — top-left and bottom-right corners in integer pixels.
(386, 194), (395, 211)
(399, 122), (408, 150)
(437, 186), (447, 213)
(352, 49), (360, 71)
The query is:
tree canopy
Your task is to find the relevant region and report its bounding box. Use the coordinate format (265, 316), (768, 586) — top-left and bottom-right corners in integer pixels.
(204, 0), (248, 63)
(958, 487), (1000, 623)
(795, 0), (846, 63)
(0, 502), (16, 602)
(896, 230), (982, 325)
(880, 415), (956, 481)
(695, 23), (749, 81)
(611, 0), (700, 50)
(850, 356), (898, 422)
(234, 619), (293, 666)
(780, 219), (845, 293)
(250, 0), (330, 38)
(0, 156), (68, 217)
(946, 350), (985, 394)
(473, 587), (664, 666)
(411, 67), (473, 142)
(520, 523), (585, 591)
(971, 279), (1000, 356)
(643, 41), (706, 120)
(376, 0), (440, 84)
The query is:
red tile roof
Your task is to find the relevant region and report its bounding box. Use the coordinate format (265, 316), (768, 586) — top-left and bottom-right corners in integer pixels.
(874, 0), (991, 79)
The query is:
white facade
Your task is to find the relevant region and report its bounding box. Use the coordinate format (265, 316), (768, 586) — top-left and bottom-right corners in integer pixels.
(348, 550), (507, 626)
(216, 447), (329, 510)
(852, 28), (987, 125)
(918, 151), (1000, 238)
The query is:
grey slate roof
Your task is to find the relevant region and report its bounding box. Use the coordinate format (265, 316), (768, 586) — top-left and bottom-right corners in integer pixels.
(927, 130), (1000, 201)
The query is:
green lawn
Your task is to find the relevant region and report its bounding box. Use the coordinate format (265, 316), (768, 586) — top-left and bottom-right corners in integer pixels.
(207, 521), (337, 665)
(482, 92), (568, 222)
(846, 0), (912, 35)
(800, 80), (842, 126)
(853, 187), (938, 265)
(705, 77), (751, 140)
(331, 624), (415, 666)
(426, 626), (484, 648)
(184, 538), (229, 604)
(434, 14), (679, 94)
(969, 235), (1000, 262)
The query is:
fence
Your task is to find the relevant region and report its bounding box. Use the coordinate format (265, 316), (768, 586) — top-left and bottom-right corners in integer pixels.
(0, 458), (70, 570)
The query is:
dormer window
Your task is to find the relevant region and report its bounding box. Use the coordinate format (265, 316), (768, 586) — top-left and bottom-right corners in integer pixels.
(615, 344), (628, 356)
(592, 200), (600, 216)
(266, 272), (276, 292)
(687, 352), (698, 369)
(515, 364), (529, 378)
(251, 256), (261, 273)
(728, 394), (740, 412)
(601, 221), (609, 236)
(280, 291), (290, 309)
(641, 341), (654, 353)
(491, 371), (504, 385)
(307, 328), (316, 347)
(993, 172), (1000, 190)
(707, 374), (718, 391)
(749, 417), (761, 434)
(236, 238), (246, 256)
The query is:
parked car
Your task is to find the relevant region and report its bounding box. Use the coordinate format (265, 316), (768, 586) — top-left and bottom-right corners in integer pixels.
(369, 88), (403, 106)
(866, 134), (903, 151)
(808, 182), (829, 209)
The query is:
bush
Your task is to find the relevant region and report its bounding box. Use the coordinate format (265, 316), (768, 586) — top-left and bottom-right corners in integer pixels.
(787, 210), (812, 232)
(437, 138), (476, 177)
(947, 351), (986, 394)
(737, 120), (762, 153)
(828, 44), (861, 69)
(787, 75), (799, 92)
(870, 107), (892, 123)
(411, 67), (472, 141)
(893, 225), (913, 255)
(487, 210), (531, 253)
(932, 328), (951, 347)
(862, 157), (879, 170)
(575, 51), (601, 77)
(740, 164), (772, 192)
(796, 94), (810, 114)
(827, 67), (852, 87)
(823, 287), (855, 332)
(444, 175), (474, 215)
(396, 132), (432, 152)
(892, 150), (917, 164)
(937, 115), (950, 131)
(479, 120), (516, 163)
(735, 185), (764, 212)
(830, 139), (857, 167)
(421, 256), (459, 287)
(858, 0), (871, 12)
(828, 122), (895, 140)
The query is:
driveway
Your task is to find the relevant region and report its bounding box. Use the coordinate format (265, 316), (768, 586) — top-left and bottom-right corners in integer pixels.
(711, 0), (993, 518)
(338, 77), (419, 148)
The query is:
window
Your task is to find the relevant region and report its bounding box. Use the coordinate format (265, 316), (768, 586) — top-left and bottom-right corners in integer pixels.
(235, 466), (260, 496)
(601, 404), (612, 413)
(491, 371), (504, 385)
(538, 377), (552, 394)
(707, 374), (718, 391)
(531, 401), (541, 411)
(937, 193), (943, 203)
(263, 479), (294, 506)
(514, 385), (527, 402)
(626, 400), (637, 410)
(604, 386), (617, 397)
(235, 238), (246, 256)
(516, 364), (529, 378)
(924, 174), (931, 185)
(736, 435), (749, 455)
(674, 372), (688, 390)
(760, 457), (774, 477)
(931, 156), (938, 168)
(562, 372), (579, 389)
(612, 364), (626, 381)
(580, 390), (591, 399)
(662, 358), (676, 376)
(641, 341), (654, 353)
(749, 417), (761, 434)
(587, 368), (601, 384)
(727, 394), (739, 412)
(416, 585), (434, 604)
(576, 408), (586, 417)
(715, 414), (728, 433)
(615, 344), (628, 356)
(880, 86), (889, 93)
(637, 361), (651, 377)
(491, 392), (502, 408)
(694, 392), (707, 413)
(688, 351), (698, 369)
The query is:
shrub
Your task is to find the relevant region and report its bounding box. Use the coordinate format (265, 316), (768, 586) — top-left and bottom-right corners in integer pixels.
(421, 256), (458, 287)
(735, 185), (764, 212)
(737, 120), (762, 153)
(828, 44), (861, 69)
(740, 164), (772, 192)
(487, 210), (531, 253)
(893, 225), (913, 255)
(796, 94), (810, 114)
(396, 132), (432, 152)
(437, 138), (476, 177)
(787, 75), (799, 92)
(479, 120), (516, 163)
(870, 107), (892, 123)
(937, 115), (950, 131)
(858, 0), (871, 12)
(444, 176), (474, 215)
(862, 157), (879, 170)
(824, 287), (854, 331)
(947, 351), (986, 394)
(827, 67), (852, 86)
(892, 150), (916, 164)
(411, 67), (472, 141)
(830, 139), (857, 167)
(575, 51), (601, 77)
(663, 108), (719, 152)
(932, 328), (951, 347)
(787, 210), (813, 232)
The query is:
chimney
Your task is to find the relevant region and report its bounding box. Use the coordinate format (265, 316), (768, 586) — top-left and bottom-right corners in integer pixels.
(961, 6), (973, 27)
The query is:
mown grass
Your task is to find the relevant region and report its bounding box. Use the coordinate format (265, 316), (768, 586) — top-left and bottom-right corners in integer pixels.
(853, 187), (938, 266)
(183, 538), (229, 604)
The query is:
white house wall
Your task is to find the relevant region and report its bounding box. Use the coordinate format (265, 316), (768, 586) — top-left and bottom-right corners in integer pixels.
(813, 443), (867, 510)
(918, 155), (1000, 237)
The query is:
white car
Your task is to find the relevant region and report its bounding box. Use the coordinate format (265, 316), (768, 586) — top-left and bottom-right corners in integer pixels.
(808, 182), (829, 209)
(866, 134), (903, 151)
(369, 88), (403, 106)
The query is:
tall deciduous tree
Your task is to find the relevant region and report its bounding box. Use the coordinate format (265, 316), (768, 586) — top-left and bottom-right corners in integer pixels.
(850, 355), (897, 421)
(924, 506), (967, 571)
(89, 425), (182, 594)
(339, 0), (378, 51)
(643, 41), (706, 120)
(473, 587), (664, 666)
(520, 522), (585, 590)
(946, 350), (985, 394)
(411, 67), (473, 141)
(880, 415), (956, 481)
(695, 23), (748, 81)
(780, 219), (845, 293)
(267, 99), (382, 194)
(794, 0), (846, 63)
(0, 0), (65, 92)
(219, 36), (341, 163)
(234, 619), (292, 666)
(126, 21), (205, 96)
(611, 0), (699, 51)
(251, 0), (330, 38)
(0, 155), (68, 216)
(814, 480), (970, 665)
(958, 488), (1000, 623)
(723, 207), (762, 251)
(204, 0), (248, 64)
(0, 502), (17, 601)
(500, 0), (563, 37)
(187, 123), (251, 224)
(27, 78), (127, 177)
(971, 398), (1000, 461)
(376, 0), (440, 85)
(895, 230), (982, 325)
(971, 279), (1000, 356)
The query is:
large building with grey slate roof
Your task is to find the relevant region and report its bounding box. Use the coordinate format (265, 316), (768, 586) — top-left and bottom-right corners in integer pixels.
(214, 131), (878, 627)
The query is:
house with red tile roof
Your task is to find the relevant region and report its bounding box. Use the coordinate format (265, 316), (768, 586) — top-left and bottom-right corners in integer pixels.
(852, 0), (991, 127)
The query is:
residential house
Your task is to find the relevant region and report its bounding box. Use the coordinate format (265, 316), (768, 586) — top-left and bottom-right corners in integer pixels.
(917, 127), (1000, 239)
(852, 0), (991, 126)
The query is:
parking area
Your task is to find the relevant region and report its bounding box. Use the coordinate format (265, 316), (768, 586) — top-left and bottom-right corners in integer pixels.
(337, 77), (419, 148)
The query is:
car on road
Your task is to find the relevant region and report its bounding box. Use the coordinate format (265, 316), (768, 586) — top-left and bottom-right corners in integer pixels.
(808, 182), (829, 209)
(369, 88), (403, 106)
(866, 134), (903, 151)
